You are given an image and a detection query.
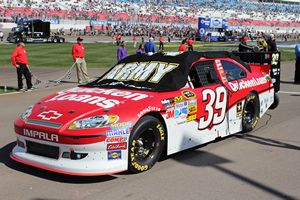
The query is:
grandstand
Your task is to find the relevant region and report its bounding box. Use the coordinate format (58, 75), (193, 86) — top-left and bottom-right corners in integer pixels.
(1, 0), (300, 28)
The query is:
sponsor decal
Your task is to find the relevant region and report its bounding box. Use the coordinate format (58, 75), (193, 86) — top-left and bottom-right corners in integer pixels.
(137, 106), (161, 117)
(174, 105), (188, 124)
(236, 101), (243, 118)
(105, 136), (127, 143)
(182, 90), (196, 100)
(103, 62), (179, 83)
(174, 96), (184, 103)
(228, 77), (267, 91)
(187, 114), (197, 122)
(65, 87), (148, 101)
(166, 107), (174, 119)
(188, 105), (197, 114)
(108, 150), (122, 160)
(110, 121), (132, 129)
(37, 110), (62, 120)
(106, 128), (130, 137)
(215, 60), (227, 82)
(161, 98), (175, 109)
(46, 88), (149, 109)
(107, 142), (127, 150)
(23, 129), (58, 142)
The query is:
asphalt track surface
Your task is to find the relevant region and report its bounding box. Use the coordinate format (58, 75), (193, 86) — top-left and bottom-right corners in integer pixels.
(0, 62), (300, 200)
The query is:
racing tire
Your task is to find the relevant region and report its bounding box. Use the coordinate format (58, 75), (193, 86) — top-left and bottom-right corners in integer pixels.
(269, 94), (279, 110)
(128, 115), (165, 173)
(242, 92), (260, 133)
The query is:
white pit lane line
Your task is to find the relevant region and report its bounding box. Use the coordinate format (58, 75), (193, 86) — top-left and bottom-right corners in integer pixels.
(279, 91), (300, 95)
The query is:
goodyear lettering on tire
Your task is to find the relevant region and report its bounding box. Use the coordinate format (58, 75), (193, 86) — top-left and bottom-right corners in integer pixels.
(156, 124), (165, 141)
(130, 139), (149, 172)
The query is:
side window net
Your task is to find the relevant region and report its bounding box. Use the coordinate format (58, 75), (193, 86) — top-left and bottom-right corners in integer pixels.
(189, 60), (219, 88)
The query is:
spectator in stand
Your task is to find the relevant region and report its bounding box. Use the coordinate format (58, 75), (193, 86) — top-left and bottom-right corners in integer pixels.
(0, 31), (4, 42)
(117, 41), (127, 61)
(144, 37), (157, 55)
(11, 42), (32, 91)
(159, 36), (164, 51)
(136, 43), (145, 54)
(178, 40), (186, 53)
(267, 34), (277, 52)
(295, 42), (300, 83)
(116, 34), (122, 46)
(187, 37), (194, 51)
(133, 35), (138, 48)
(72, 37), (89, 84)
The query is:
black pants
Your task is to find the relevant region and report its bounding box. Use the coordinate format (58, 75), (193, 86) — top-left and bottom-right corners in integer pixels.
(295, 59), (300, 83)
(188, 45), (193, 51)
(159, 42), (164, 50)
(16, 63), (32, 90)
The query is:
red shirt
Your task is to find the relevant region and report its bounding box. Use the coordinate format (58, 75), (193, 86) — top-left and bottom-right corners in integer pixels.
(187, 39), (194, 46)
(11, 46), (28, 67)
(159, 37), (164, 42)
(72, 43), (85, 61)
(178, 44), (186, 52)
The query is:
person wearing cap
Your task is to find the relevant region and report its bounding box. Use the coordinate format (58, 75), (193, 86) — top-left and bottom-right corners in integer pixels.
(144, 37), (157, 55)
(159, 36), (164, 51)
(117, 41), (127, 61)
(11, 42), (32, 91)
(178, 40), (186, 53)
(72, 37), (89, 84)
(187, 37), (194, 51)
(267, 34), (277, 52)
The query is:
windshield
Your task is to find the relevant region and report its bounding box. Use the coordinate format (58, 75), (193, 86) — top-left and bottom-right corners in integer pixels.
(86, 52), (192, 92)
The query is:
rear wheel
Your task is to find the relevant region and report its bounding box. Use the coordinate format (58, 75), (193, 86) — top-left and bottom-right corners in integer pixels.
(128, 115), (165, 173)
(242, 92), (260, 132)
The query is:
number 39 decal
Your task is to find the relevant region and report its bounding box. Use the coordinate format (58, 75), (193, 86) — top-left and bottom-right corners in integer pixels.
(199, 87), (227, 130)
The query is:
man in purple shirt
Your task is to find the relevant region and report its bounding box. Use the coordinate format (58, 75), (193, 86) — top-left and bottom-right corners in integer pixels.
(117, 41), (127, 61)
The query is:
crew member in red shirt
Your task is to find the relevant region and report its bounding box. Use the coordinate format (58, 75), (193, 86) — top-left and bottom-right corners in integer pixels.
(11, 42), (32, 91)
(178, 40), (187, 53)
(116, 34), (122, 46)
(72, 37), (89, 84)
(159, 36), (164, 51)
(187, 37), (194, 51)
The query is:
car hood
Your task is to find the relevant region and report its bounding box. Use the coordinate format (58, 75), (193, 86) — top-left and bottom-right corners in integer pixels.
(28, 86), (161, 128)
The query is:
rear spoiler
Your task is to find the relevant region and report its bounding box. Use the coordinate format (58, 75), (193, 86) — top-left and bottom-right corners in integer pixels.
(232, 51), (281, 92)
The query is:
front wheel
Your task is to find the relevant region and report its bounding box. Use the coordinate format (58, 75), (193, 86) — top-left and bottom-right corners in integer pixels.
(242, 92), (260, 133)
(128, 115), (166, 173)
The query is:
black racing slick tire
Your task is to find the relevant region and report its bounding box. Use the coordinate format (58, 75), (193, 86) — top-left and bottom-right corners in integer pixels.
(269, 93), (279, 110)
(242, 92), (260, 133)
(128, 115), (165, 173)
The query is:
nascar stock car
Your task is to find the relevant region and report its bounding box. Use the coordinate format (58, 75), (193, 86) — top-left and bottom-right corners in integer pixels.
(11, 51), (280, 176)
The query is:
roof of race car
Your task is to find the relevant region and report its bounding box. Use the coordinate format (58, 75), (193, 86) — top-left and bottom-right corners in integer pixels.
(88, 51), (250, 92)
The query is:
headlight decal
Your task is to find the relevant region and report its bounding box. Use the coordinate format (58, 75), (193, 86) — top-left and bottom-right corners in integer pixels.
(68, 114), (119, 130)
(20, 105), (33, 121)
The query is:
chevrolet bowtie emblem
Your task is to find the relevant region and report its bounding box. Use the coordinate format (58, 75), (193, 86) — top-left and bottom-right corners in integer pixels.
(37, 110), (63, 120)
